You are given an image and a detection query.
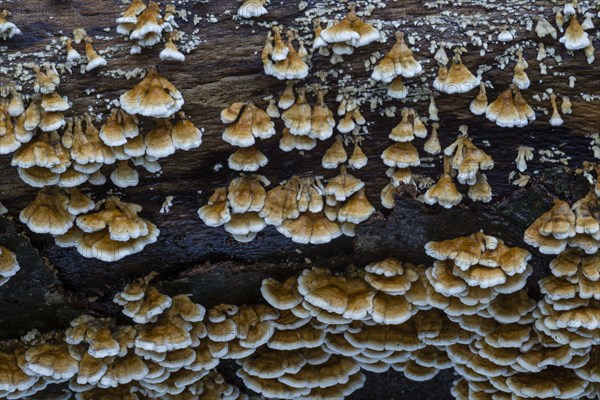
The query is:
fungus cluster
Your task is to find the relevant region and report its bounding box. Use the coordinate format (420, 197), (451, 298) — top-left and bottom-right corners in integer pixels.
(433, 48), (480, 95)
(2, 65), (202, 262)
(315, 5), (380, 64)
(262, 27), (309, 81)
(116, 0), (184, 60)
(199, 170), (374, 244)
(3, 229), (594, 399)
(524, 189), (600, 255)
(371, 32), (423, 99)
(379, 107), (429, 208)
(424, 126), (494, 208)
(220, 101), (274, 171)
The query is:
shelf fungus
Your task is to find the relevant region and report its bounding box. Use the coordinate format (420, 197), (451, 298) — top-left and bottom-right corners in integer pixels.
(469, 83), (488, 116)
(423, 172), (463, 209)
(55, 196), (159, 262)
(371, 32), (422, 98)
(337, 99), (366, 135)
(84, 37), (107, 72)
(560, 14), (591, 51)
(221, 102), (275, 148)
(238, 0), (268, 19)
(263, 27), (309, 80)
(486, 86), (535, 128)
(229, 147), (269, 172)
(120, 1), (178, 51)
(198, 175), (270, 243)
(425, 232), (533, 307)
(512, 49), (530, 90)
(0, 245), (19, 286)
(524, 190), (600, 255)
(159, 32), (185, 62)
(444, 127), (494, 186)
(319, 5), (380, 49)
(433, 49), (480, 94)
(0, 9), (21, 40)
(322, 135), (348, 169)
(19, 187), (94, 235)
(119, 67), (184, 118)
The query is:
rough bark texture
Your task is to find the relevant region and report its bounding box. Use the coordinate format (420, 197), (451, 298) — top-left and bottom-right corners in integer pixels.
(0, 0), (599, 398)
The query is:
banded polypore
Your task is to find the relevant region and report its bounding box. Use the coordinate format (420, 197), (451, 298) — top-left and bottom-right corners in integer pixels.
(55, 196), (159, 262)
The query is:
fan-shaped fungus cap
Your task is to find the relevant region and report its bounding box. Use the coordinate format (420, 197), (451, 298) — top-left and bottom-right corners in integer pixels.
(282, 88), (312, 136)
(19, 187), (76, 235)
(116, 0), (146, 24)
(433, 50), (480, 94)
(24, 344), (79, 380)
(160, 36), (186, 62)
(0, 9), (21, 40)
(280, 127), (317, 152)
(424, 123), (441, 155)
(277, 212), (342, 244)
(425, 232), (498, 267)
(524, 199), (576, 254)
(84, 37), (107, 72)
(222, 102), (275, 147)
(322, 136), (348, 169)
(423, 174), (462, 209)
(198, 187), (231, 227)
(110, 160), (139, 188)
(310, 90), (335, 140)
(56, 196), (159, 262)
(560, 15), (591, 50)
(0, 246), (20, 286)
(365, 258), (420, 295)
(271, 38), (310, 81)
(337, 189), (375, 224)
(389, 108), (415, 142)
(120, 67), (184, 118)
(320, 6), (379, 48)
(372, 32), (422, 83)
(381, 142), (420, 168)
(469, 83), (488, 116)
(468, 173), (492, 203)
(486, 88), (522, 128)
(324, 166), (364, 202)
(261, 276), (302, 310)
(229, 147), (268, 172)
(238, 0), (268, 18)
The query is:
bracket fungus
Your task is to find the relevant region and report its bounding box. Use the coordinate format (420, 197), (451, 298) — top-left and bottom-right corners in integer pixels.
(120, 67), (184, 119)
(262, 27), (309, 80)
(371, 32), (422, 98)
(84, 37), (107, 72)
(55, 196), (159, 262)
(525, 190), (600, 255)
(221, 102), (275, 148)
(238, 0), (268, 19)
(560, 14), (591, 50)
(319, 5), (380, 49)
(433, 49), (480, 94)
(486, 86), (535, 128)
